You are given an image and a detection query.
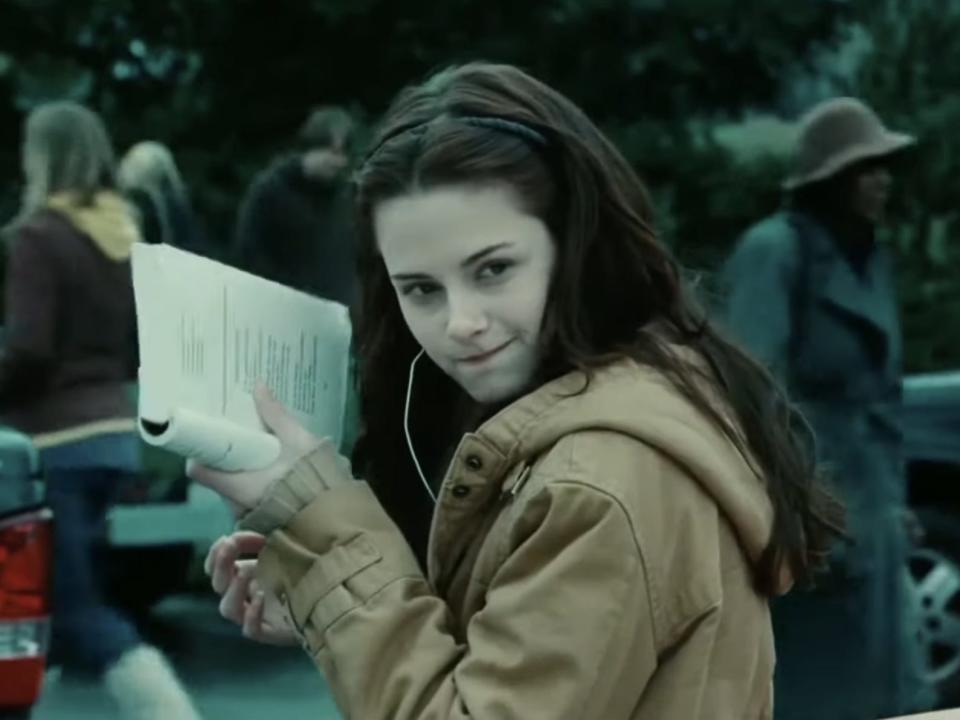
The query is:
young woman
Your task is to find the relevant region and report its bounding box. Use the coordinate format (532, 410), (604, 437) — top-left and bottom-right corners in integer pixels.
(193, 63), (843, 720)
(1, 102), (202, 720)
(117, 140), (206, 253)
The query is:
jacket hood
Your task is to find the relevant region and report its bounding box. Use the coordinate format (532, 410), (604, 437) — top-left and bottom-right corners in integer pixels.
(473, 356), (787, 590)
(46, 191), (140, 261)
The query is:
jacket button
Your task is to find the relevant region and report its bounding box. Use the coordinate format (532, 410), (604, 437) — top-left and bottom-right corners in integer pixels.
(465, 455), (483, 471)
(452, 484), (471, 498)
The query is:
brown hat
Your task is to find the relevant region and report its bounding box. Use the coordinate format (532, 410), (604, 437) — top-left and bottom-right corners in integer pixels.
(783, 97), (915, 190)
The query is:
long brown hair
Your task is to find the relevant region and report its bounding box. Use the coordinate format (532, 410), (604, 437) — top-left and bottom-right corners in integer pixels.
(352, 62), (843, 594)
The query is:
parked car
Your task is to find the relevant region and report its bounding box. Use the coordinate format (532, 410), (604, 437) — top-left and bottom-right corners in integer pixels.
(0, 429), (232, 716)
(0, 429), (50, 719)
(0, 400), (233, 714)
(903, 370), (960, 707)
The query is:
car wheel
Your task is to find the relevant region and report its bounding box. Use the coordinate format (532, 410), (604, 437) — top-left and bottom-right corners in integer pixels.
(908, 508), (960, 705)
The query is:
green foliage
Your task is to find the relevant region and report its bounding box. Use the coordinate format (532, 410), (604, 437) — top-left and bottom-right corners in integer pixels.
(4, 0), (957, 373)
(854, 0), (960, 371)
(0, 0), (848, 242)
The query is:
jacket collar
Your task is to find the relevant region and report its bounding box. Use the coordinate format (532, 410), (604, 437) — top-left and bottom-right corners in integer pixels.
(427, 356), (777, 592)
(788, 210), (899, 346)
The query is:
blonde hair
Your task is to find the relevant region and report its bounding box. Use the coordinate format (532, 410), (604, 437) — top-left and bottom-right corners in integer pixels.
(20, 101), (116, 219)
(117, 141), (189, 246)
(298, 106), (354, 149)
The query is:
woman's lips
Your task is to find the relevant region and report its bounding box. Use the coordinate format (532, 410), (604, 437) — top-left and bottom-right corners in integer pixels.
(458, 339), (515, 365)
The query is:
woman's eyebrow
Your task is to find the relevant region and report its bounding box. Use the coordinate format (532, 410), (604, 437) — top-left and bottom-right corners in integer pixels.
(461, 242), (512, 268)
(390, 242), (514, 281)
(389, 271), (432, 281)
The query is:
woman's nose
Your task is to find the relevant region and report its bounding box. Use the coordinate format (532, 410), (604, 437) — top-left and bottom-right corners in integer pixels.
(446, 296), (488, 341)
(874, 166), (893, 189)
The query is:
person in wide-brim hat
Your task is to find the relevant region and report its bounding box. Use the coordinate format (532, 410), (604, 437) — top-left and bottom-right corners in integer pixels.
(783, 96), (915, 191)
(722, 97), (936, 718)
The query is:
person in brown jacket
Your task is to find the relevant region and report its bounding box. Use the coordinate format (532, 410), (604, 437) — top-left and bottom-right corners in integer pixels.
(192, 64), (844, 720)
(1, 101), (202, 720)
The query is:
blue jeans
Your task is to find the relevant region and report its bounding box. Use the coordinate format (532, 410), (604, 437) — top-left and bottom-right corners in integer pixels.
(44, 468), (141, 675)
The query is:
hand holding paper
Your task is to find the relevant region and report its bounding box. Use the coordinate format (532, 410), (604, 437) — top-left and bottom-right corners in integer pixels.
(188, 383), (323, 515)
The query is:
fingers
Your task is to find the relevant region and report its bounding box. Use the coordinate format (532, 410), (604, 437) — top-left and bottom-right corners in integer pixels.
(253, 381), (319, 450)
(228, 531), (268, 554)
(211, 542), (238, 595)
(206, 535), (230, 578)
(242, 591), (267, 639)
(203, 535), (225, 576)
(243, 593), (301, 647)
(211, 554), (299, 646)
(255, 621), (301, 647)
(242, 590), (264, 635)
(207, 535), (266, 594)
(253, 381), (293, 434)
(218, 560), (256, 624)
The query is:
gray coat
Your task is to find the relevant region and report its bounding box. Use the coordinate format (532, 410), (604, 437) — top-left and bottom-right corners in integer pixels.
(723, 210), (926, 718)
(725, 210), (904, 513)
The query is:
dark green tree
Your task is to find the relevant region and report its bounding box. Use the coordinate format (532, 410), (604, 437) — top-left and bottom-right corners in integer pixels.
(854, 0), (960, 371)
(0, 0), (849, 246)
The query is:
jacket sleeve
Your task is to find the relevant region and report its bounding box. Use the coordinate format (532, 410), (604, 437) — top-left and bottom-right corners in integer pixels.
(721, 221), (799, 381)
(0, 227), (58, 402)
(253, 465), (657, 719)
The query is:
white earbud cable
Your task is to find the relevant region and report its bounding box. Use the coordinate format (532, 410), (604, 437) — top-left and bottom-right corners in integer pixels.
(404, 349), (437, 504)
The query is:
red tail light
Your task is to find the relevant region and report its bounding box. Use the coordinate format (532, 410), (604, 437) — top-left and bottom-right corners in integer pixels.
(0, 507), (53, 709)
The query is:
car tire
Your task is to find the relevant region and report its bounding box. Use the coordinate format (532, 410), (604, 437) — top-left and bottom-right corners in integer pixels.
(908, 507), (960, 706)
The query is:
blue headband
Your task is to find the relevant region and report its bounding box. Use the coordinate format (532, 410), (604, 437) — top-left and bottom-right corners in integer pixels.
(364, 114), (549, 163)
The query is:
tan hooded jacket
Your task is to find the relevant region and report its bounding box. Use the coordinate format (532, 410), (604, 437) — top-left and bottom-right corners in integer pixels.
(242, 358), (780, 719)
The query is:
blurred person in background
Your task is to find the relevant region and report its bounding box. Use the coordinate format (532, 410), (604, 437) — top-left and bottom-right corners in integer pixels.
(723, 97), (931, 719)
(117, 140), (208, 255)
(193, 63), (844, 720)
(232, 105), (357, 305)
(0, 101), (202, 720)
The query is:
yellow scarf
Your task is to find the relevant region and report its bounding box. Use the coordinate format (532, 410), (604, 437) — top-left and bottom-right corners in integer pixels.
(46, 191), (141, 261)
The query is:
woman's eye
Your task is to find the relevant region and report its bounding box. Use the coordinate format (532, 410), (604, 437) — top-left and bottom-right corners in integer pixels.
(401, 282), (440, 298)
(477, 260), (513, 280)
